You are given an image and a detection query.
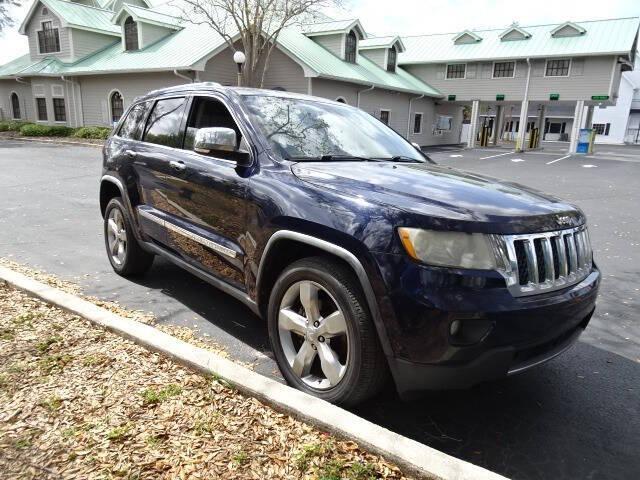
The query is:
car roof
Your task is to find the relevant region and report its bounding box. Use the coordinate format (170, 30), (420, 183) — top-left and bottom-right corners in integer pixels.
(137, 82), (350, 107)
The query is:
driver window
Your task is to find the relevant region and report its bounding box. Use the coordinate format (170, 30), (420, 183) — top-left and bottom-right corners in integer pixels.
(183, 96), (243, 153)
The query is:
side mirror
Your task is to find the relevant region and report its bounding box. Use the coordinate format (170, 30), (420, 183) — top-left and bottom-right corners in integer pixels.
(193, 127), (252, 167)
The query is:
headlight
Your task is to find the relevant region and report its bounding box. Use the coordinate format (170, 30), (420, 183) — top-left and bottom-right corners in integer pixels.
(398, 227), (504, 270)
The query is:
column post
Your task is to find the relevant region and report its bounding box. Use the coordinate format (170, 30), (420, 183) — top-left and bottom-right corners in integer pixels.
(537, 105), (545, 146)
(492, 105), (503, 145)
(468, 100), (480, 148)
(569, 100), (585, 153)
(516, 100), (529, 152)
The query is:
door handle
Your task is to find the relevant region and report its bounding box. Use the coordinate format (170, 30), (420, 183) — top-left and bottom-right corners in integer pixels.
(169, 160), (186, 172)
(125, 150), (137, 158)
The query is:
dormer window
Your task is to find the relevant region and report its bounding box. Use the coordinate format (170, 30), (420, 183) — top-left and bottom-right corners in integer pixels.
(345, 30), (357, 63)
(37, 21), (60, 54)
(551, 22), (586, 38)
(124, 16), (139, 51)
(453, 30), (482, 45)
(387, 46), (397, 72)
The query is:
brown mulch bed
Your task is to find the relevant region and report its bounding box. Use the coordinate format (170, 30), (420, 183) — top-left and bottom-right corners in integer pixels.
(0, 132), (104, 146)
(0, 283), (411, 479)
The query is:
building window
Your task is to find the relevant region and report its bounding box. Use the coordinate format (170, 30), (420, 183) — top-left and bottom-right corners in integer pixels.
(493, 61), (515, 78)
(36, 98), (47, 121)
(53, 98), (66, 122)
(42, 7), (48, 15)
(38, 21), (60, 54)
(379, 110), (390, 125)
(446, 63), (466, 79)
(593, 123), (611, 135)
(110, 91), (124, 123)
(345, 31), (357, 63)
(11, 93), (20, 119)
(545, 59), (570, 77)
(124, 16), (139, 51)
(413, 113), (422, 134)
(387, 46), (397, 72)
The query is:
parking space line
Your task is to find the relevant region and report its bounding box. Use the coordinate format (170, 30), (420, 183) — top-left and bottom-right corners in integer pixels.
(546, 155), (571, 165)
(480, 151), (515, 160)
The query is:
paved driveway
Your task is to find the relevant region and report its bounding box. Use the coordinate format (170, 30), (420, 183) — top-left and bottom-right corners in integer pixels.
(1, 139), (638, 480)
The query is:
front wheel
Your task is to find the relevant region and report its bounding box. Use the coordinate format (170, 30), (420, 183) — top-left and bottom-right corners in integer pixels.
(268, 257), (387, 406)
(104, 197), (154, 276)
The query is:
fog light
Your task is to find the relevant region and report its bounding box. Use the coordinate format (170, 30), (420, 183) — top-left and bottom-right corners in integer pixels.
(450, 320), (462, 336)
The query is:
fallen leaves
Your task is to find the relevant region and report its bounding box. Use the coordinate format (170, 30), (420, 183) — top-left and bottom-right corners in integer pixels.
(0, 283), (411, 480)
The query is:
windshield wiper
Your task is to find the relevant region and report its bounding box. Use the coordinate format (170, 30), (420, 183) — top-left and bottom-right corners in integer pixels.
(287, 155), (379, 162)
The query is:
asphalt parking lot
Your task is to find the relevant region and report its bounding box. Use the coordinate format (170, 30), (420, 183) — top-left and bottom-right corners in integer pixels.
(1, 139), (638, 480)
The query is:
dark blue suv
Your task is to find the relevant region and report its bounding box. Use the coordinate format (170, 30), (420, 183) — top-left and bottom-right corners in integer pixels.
(100, 83), (600, 406)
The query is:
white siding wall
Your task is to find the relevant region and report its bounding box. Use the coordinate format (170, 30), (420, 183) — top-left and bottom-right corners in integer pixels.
(70, 28), (118, 60)
(0, 80), (34, 121)
(25, 2), (72, 62)
(138, 23), (173, 48)
(78, 72), (183, 126)
(312, 33), (344, 58)
(361, 49), (386, 70)
(405, 56), (618, 102)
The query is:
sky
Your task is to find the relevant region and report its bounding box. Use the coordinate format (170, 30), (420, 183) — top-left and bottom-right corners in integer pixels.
(0, 0), (638, 64)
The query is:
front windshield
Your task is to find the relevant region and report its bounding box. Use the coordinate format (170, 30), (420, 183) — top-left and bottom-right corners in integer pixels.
(241, 94), (426, 162)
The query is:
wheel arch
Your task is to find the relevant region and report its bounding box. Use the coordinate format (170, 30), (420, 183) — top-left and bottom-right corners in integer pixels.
(99, 175), (126, 217)
(256, 230), (394, 358)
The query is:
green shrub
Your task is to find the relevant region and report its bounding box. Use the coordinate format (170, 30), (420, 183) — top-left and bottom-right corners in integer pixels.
(19, 124), (74, 137)
(0, 120), (32, 132)
(73, 126), (111, 139)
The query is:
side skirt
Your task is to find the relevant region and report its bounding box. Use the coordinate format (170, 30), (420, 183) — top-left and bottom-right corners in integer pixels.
(142, 241), (260, 317)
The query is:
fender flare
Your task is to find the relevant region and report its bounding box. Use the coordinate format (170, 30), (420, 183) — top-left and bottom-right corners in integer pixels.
(256, 230), (394, 357)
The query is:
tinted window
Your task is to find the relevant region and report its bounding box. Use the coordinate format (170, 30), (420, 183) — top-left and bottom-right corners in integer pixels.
(184, 97), (242, 151)
(118, 102), (149, 140)
(143, 97), (187, 148)
(241, 95), (424, 162)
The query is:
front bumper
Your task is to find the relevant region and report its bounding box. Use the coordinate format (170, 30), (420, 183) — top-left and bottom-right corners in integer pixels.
(371, 253), (600, 395)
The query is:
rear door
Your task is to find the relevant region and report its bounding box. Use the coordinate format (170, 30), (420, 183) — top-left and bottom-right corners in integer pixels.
(135, 94), (250, 290)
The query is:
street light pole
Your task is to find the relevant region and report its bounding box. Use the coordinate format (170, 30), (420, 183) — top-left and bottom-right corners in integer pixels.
(233, 51), (246, 87)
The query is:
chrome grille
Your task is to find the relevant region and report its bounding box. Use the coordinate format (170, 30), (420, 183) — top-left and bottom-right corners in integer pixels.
(499, 226), (592, 297)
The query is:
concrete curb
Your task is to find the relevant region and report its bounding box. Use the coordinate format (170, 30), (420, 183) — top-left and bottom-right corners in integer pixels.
(0, 265), (508, 480)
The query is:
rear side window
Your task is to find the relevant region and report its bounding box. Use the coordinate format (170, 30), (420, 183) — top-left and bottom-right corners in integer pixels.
(118, 101), (149, 140)
(143, 97), (188, 148)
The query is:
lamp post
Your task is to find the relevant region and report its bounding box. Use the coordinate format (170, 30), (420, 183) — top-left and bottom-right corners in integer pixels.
(233, 51), (246, 87)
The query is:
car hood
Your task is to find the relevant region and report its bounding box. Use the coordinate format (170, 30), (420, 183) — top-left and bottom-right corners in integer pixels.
(291, 161), (584, 233)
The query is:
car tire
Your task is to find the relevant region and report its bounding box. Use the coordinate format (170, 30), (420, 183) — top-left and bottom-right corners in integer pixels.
(104, 197), (154, 276)
(268, 256), (388, 406)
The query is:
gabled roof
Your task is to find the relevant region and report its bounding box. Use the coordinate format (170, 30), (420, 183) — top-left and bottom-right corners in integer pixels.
(452, 30), (482, 44)
(550, 21), (587, 37)
(400, 17), (640, 64)
(359, 36), (406, 53)
(499, 25), (532, 41)
(301, 18), (365, 39)
(112, 3), (182, 29)
(19, 0), (121, 36)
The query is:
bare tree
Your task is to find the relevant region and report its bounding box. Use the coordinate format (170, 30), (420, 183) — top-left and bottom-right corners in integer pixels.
(176, 0), (339, 88)
(0, 0), (21, 33)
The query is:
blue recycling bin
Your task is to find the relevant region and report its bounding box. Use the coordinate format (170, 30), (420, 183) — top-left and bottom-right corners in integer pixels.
(576, 128), (593, 154)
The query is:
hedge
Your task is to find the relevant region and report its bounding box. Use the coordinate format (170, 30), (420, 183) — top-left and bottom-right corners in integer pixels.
(20, 124), (74, 137)
(0, 120), (32, 132)
(73, 126), (112, 139)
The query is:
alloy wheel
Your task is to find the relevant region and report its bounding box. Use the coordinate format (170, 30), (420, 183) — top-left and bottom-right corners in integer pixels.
(107, 207), (127, 266)
(278, 280), (350, 390)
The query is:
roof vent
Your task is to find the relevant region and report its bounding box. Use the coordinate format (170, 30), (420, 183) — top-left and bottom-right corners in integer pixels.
(499, 23), (532, 41)
(453, 30), (482, 45)
(551, 21), (586, 38)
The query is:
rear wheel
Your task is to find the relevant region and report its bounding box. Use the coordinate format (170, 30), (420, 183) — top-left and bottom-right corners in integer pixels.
(104, 197), (154, 276)
(268, 257), (387, 406)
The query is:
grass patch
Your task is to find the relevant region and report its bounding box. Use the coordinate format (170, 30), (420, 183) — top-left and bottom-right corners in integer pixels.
(319, 459), (345, 480)
(232, 450), (249, 466)
(36, 335), (62, 353)
(38, 353), (73, 374)
(140, 384), (182, 405)
(347, 461), (377, 480)
(0, 326), (15, 340)
(295, 442), (329, 471)
(106, 424), (130, 442)
(41, 395), (62, 411)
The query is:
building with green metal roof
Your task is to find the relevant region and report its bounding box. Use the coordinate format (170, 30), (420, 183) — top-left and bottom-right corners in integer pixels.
(0, 0), (637, 151)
